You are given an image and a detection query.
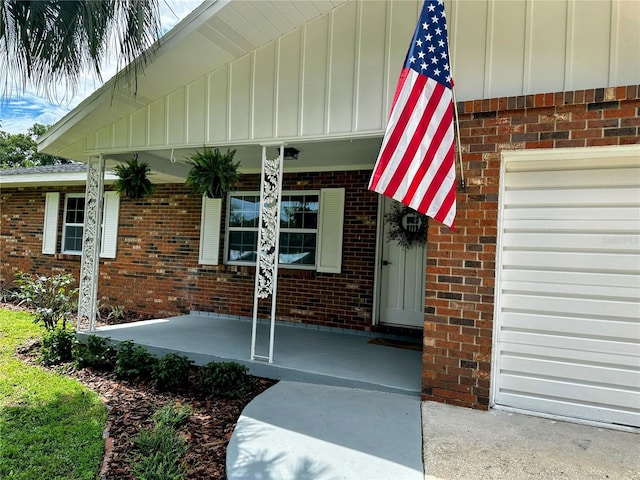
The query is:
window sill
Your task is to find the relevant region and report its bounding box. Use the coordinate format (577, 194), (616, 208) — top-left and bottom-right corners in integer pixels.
(55, 253), (81, 261)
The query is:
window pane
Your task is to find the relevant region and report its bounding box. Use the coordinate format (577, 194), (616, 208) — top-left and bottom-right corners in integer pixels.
(64, 225), (83, 252)
(65, 197), (85, 224)
(279, 232), (316, 265)
(280, 194), (318, 228)
(228, 231), (258, 262)
(229, 195), (260, 228)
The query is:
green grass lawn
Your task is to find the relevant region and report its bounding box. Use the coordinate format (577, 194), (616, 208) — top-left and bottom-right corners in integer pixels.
(0, 309), (107, 480)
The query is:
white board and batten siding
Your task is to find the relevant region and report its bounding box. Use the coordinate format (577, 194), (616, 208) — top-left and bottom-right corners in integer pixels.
(493, 145), (640, 429)
(80, 0), (639, 160)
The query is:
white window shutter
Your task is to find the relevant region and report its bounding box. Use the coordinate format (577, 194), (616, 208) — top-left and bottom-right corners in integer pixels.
(100, 191), (120, 258)
(317, 188), (345, 273)
(42, 192), (60, 254)
(199, 196), (221, 265)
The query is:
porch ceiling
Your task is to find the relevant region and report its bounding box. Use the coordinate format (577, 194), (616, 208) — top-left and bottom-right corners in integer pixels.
(104, 136), (383, 183)
(39, 0), (348, 162)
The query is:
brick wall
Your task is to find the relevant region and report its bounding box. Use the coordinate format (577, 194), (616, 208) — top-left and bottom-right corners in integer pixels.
(421, 85), (640, 409)
(1, 170), (380, 330)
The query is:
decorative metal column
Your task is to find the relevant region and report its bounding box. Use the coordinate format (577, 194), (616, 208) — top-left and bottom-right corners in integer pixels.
(250, 144), (284, 362)
(77, 155), (105, 332)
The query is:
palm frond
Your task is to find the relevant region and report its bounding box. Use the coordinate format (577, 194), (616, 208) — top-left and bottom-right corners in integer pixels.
(0, 0), (161, 98)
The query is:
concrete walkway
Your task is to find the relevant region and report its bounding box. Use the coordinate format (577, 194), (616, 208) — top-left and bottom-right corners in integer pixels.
(227, 381), (423, 480)
(422, 401), (640, 479)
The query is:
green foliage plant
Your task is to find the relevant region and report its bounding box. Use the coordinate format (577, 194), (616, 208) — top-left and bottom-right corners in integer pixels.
(13, 272), (78, 331)
(113, 155), (156, 199)
(195, 361), (256, 398)
(114, 340), (157, 380)
(130, 403), (190, 480)
(185, 147), (240, 199)
(73, 335), (117, 370)
(152, 403), (191, 429)
(40, 325), (75, 365)
(152, 353), (193, 391)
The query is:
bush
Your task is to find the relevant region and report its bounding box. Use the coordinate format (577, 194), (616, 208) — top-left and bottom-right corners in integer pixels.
(130, 403), (190, 480)
(114, 340), (157, 380)
(195, 361), (255, 398)
(152, 403), (191, 429)
(14, 273), (78, 331)
(152, 353), (193, 391)
(74, 335), (117, 370)
(40, 326), (75, 365)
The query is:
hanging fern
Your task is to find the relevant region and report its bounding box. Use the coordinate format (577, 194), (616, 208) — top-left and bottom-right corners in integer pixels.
(113, 156), (156, 199)
(185, 147), (240, 199)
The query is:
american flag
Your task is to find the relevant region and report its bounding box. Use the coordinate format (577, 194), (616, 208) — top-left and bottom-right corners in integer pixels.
(369, 0), (456, 229)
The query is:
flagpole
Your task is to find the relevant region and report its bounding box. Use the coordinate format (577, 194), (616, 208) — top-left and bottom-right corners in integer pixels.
(451, 87), (466, 192)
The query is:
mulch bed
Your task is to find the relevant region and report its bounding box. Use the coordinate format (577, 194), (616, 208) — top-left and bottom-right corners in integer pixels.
(10, 312), (276, 480)
(70, 368), (275, 480)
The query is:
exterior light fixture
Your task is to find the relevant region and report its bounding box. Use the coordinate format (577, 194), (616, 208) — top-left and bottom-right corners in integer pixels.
(283, 147), (299, 160)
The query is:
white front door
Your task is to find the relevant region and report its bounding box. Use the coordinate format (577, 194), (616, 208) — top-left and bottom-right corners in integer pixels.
(379, 198), (426, 328)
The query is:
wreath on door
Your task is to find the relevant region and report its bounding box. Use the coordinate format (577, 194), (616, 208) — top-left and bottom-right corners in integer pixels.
(384, 204), (428, 249)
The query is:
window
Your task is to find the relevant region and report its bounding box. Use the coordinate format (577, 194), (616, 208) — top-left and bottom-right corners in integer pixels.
(225, 192), (319, 268)
(43, 191), (120, 258)
(62, 194), (85, 254)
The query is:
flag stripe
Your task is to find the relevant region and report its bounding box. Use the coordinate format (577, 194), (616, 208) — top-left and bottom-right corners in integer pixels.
(383, 76), (447, 199)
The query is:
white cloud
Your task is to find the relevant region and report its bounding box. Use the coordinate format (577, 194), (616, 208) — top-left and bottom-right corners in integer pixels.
(0, 0), (201, 135)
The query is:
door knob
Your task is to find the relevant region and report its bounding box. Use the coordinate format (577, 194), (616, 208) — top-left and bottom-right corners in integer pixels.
(382, 260), (391, 266)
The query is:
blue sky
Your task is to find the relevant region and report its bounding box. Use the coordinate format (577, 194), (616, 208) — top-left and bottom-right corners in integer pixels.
(0, 0), (201, 135)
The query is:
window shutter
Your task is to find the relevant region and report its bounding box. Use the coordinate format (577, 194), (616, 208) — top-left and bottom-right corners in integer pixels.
(100, 191), (120, 258)
(42, 192), (60, 254)
(317, 188), (345, 273)
(199, 196), (221, 265)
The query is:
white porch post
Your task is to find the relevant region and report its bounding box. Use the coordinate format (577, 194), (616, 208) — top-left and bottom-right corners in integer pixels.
(77, 155), (105, 332)
(251, 144), (284, 363)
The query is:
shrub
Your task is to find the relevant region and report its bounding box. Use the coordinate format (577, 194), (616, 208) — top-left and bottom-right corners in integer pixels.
(152, 403), (191, 429)
(195, 361), (256, 398)
(130, 403), (190, 480)
(14, 273), (78, 331)
(114, 340), (157, 380)
(40, 326), (75, 365)
(152, 353), (193, 391)
(74, 335), (117, 370)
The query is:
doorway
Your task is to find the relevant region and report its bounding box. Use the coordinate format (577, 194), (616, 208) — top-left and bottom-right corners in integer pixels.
(378, 198), (426, 328)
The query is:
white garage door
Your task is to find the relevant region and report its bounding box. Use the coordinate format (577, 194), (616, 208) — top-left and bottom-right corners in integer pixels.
(493, 146), (640, 428)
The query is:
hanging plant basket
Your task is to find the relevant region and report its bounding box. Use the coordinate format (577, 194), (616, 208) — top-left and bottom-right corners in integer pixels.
(384, 203), (428, 249)
(185, 147), (240, 199)
(112, 155), (156, 199)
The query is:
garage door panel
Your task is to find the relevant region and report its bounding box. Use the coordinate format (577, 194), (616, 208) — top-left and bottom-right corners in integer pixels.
(501, 269), (640, 289)
(503, 218), (640, 233)
(500, 331), (640, 358)
(503, 186), (638, 207)
(503, 205), (639, 222)
(502, 251), (639, 272)
(500, 355), (640, 389)
(495, 391), (639, 427)
(502, 232), (640, 253)
(505, 167), (640, 189)
(497, 375), (640, 413)
(495, 146), (640, 428)
(498, 341), (639, 370)
(501, 279), (640, 301)
(500, 311), (640, 341)
(501, 293), (640, 319)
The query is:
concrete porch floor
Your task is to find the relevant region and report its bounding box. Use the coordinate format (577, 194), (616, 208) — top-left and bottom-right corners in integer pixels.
(81, 313), (422, 396)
